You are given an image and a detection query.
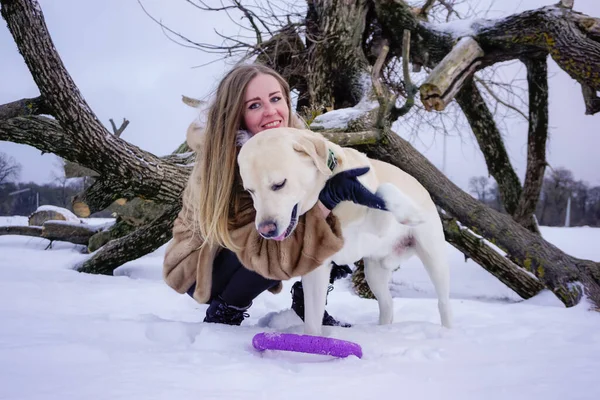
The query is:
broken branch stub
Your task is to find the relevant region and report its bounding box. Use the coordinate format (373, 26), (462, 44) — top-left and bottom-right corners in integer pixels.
(420, 37), (484, 111)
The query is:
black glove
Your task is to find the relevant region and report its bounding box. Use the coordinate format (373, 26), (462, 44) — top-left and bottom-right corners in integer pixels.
(329, 262), (353, 284)
(319, 167), (387, 211)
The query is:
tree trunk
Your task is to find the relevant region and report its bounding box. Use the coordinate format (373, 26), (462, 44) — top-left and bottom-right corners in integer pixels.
(305, 0), (369, 110)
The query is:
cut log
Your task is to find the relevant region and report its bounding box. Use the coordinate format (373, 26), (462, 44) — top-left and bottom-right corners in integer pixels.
(0, 225), (43, 238)
(1, 221), (101, 246)
(420, 37), (484, 111)
(28, 206), (80, 226)
(41, 221), (100, 245)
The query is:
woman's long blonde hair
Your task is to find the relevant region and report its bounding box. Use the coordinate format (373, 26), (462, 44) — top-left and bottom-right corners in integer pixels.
(185, 63), (304, 250)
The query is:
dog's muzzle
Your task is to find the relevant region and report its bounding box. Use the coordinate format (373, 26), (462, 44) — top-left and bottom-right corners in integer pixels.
(257, 204), (298, 241)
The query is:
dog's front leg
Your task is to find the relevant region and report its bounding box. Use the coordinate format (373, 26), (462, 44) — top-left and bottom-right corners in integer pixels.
(300, 263), (332, 336)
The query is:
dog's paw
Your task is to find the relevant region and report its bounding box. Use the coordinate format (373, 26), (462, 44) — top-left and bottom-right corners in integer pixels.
(399, 214), (426, 227)
(375, 183), (402, 208)
(376, 183), (425, 226)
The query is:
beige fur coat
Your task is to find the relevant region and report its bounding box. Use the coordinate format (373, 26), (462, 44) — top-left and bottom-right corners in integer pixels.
(162, 123), (345, 304)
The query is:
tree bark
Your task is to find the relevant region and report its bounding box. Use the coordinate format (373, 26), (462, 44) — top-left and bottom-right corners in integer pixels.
(305, 0), (369, 110)
(513, 56), (549, 234)
(475, 6), (600, 92)
(0, 96), (51, 120)
(440, 214), (544, 298)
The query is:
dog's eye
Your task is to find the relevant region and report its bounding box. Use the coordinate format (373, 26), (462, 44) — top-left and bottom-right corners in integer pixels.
(271, 179), (286, 191)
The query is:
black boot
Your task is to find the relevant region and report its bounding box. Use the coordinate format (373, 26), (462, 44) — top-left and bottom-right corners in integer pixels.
(204, 296), (250, 326)
(290, 281), (351, 327)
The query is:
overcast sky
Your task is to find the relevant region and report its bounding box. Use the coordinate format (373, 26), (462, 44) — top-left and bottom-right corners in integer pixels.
(1, 0), (599, 192)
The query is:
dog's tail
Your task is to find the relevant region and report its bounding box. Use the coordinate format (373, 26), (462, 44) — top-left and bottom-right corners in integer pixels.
(375, 183), (426, 226)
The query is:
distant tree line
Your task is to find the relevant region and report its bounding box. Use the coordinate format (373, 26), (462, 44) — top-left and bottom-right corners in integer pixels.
(469, 167), (600, 227)
(0, 152), (111, 218)
(0, 180), (82, 216)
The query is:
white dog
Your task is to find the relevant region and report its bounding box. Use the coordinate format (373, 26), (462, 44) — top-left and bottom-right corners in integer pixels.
(237, 127), (452, 336)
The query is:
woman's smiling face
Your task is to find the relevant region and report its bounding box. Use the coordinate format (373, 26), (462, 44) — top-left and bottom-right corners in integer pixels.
(242, 73), (290, 135)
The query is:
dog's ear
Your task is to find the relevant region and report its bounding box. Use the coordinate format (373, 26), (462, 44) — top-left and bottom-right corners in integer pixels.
(292, 133), (332, 176)
(186, 122), (205, 152)
(184, 97), (209, 151)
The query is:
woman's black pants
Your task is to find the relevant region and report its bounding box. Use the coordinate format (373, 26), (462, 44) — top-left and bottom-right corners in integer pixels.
(186, 248), (280, 308)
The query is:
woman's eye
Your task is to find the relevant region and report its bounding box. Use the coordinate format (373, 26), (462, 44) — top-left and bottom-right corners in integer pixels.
(248, 102), (260, 110)
(271, 179), (286, 191)
(271, 96), (281, 103)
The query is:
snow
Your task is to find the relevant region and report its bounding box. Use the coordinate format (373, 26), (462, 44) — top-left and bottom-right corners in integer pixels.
(428, 17), (497, 38)
(311, 98), (378, 130)
(35, 205), (81, 223)
(0, 217), (599, 400)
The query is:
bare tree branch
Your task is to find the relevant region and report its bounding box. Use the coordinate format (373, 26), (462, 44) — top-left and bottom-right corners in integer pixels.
(513, 56), (549, 235)
(390, 29), (418, 119)
(474, 76), (528, 121)
(0, 96), (52, 120)
(455, 80), (525, 224)
(109, 118), (129, 137)
(581, 84), (600, 115)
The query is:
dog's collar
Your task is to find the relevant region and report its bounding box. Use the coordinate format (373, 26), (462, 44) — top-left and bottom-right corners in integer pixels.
(327, 149), (338, 172)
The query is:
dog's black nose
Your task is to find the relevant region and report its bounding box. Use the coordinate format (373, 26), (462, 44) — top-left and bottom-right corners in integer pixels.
(258, 221), (278, 238)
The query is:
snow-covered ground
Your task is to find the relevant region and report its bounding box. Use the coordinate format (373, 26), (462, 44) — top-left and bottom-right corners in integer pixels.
(1, 216), (599, 400)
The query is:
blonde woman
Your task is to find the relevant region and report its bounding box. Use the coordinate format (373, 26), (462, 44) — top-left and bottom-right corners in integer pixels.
(163, 64), (385, 326)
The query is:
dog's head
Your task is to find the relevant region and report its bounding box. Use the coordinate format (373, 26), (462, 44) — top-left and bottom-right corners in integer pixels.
(237, 127), (334, 241)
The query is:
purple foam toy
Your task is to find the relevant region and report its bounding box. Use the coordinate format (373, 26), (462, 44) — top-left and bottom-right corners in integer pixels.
(252, 332), (363, 359)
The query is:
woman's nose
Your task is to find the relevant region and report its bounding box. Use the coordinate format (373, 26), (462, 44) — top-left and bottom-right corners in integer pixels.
(263, 103), (276, 116)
